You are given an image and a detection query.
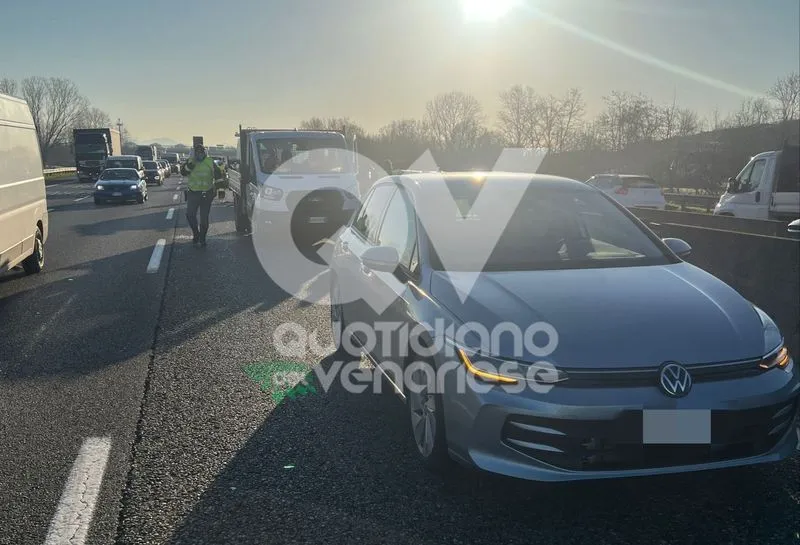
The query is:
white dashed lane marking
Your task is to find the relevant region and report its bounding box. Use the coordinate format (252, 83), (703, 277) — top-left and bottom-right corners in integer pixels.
(44, 437), (112, 545)
(166, 208), (175, 220)
(146, 239), (167, 273)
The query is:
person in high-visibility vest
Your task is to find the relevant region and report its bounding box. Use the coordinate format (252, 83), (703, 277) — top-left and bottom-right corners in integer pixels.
(181, 144), (224, 247)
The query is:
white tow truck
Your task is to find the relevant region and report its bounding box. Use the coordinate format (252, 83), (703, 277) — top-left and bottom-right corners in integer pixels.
(227, 127), (361, 243)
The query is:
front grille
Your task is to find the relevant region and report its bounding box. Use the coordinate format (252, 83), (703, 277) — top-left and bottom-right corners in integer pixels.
(286, 189), (344, 213)
(563, 358), (764, 388)
(501, 396), (798, 471)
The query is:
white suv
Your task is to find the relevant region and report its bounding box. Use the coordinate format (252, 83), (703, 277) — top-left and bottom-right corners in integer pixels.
(586, 174), (666, 210)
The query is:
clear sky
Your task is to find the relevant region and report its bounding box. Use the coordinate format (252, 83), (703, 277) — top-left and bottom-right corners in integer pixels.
(1, 0), (798, 145)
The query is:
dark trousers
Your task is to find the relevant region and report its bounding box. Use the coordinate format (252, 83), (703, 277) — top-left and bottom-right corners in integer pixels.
(186, 190), (214, 241)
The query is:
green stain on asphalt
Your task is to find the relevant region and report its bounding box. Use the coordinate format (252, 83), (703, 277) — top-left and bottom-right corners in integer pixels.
(243, 361), (319, 403)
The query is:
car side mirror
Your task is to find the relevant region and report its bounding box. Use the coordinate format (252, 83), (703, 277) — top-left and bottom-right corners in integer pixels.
(726, 177), (739, 193)
(663, 238), (692, 258)
(361, 245), (400, 273)
(788, 219), (800, 240)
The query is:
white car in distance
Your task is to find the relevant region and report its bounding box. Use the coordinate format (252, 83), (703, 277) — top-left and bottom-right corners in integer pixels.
(586, 174), (667, 210)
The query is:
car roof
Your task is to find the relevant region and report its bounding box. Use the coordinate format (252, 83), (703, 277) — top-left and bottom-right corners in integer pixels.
(589, 173), (654, 178)
(382, 171), (591, 197)
(107, 155), (139, 159)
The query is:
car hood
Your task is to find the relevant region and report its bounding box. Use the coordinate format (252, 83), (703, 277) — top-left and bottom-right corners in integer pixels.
(429, 263), (765, 368)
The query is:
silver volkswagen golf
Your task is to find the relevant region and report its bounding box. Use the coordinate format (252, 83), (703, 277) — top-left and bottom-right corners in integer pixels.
(329, 172), (799, 481)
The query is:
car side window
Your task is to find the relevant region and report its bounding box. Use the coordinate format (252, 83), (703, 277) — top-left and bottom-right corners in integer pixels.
(745, 159), (766, 191)
(599, 177), (617, 190)
(377, 189), (417, 273)
(352, 185), (395, 242)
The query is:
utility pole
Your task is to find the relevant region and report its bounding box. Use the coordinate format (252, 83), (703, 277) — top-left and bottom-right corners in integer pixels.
(116, 118), (124, 142)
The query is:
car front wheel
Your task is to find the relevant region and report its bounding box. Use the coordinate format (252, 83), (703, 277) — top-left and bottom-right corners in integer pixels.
(406, 364), (451, 471)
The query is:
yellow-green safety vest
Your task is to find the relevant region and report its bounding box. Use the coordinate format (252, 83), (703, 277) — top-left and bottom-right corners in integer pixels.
(186, 157), (216, 191)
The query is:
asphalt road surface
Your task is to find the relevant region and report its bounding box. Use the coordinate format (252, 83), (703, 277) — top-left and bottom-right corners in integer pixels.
(1, 176), (798, 545)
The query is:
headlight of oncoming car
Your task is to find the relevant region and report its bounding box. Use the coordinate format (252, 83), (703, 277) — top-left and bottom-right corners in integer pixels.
(262, 185), (283, 201)
(130, 184), (138, 190)
(96, 184), (104, 190)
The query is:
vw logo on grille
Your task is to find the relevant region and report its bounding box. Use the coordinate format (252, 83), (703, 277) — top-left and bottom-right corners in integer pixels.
(659, 362), (692, 397)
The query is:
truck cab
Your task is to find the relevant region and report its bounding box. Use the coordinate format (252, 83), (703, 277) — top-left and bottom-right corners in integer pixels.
(228, 128), (361, 243)
(714, 144), (800, 221)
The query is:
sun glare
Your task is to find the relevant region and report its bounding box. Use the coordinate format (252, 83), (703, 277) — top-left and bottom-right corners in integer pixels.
(461, 0), (520, 22)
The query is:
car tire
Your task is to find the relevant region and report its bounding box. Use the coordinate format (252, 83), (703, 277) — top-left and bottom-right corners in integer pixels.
(21, 226), (44, 275)
(406, 361), (452, 472)
(234, 194), (249, 234)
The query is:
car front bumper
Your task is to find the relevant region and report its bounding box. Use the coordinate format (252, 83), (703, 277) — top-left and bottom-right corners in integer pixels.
(442, 358), (799, 482)
(94, 188), (143, 201)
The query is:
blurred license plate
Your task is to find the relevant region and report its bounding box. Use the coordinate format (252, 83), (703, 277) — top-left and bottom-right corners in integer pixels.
(642, 410), (710, 444)
(112, 192), (123, 196)
(308, 217), (327, 224)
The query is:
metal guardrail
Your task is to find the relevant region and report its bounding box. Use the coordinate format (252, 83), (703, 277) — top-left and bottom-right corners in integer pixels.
(42, 167), (76, 180)
(662, 192), (720, 212)
(43, 167), (76, 175)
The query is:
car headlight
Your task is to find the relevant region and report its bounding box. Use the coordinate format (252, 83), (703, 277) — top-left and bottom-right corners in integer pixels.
(130, 184), (138, 190)
(754, 305), (783, 354)
(95, 184), (104, 190)
(262, 185), (283, 201)
(753, 305), (791, 370)
(155, 175), (161, 179)
(450, 342), (569, 386)
(760, 345), (791, 370)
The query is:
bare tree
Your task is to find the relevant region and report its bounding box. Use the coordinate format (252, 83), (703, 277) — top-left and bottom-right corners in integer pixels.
(74, 106), (112, 129)
(554, 88), (585, 152)
(378, 118), (427, 143)
(708, 106), (725, 131)
(20, 77), (88, 162)
(0, 77), (18, 96)
(769, 72), (800, 122)
(730, 97), (775, 127)
(426, 91), (484, 150)
(661, 93), (678, 140)
(676, 108), (701, 137)
(299, 116), (365, 140)
(497, 85), (537, 148)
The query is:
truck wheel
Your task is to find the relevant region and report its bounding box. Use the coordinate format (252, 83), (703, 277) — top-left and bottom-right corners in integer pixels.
(22, 226), (44, 274)
(234, 194), (249, 233)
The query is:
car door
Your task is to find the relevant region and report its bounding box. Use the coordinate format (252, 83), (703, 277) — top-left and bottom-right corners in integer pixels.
(334, 184), (396, 346)
(733, 158), (769, 219)
(771, 151), (800, 220)
(365, 186), (420, 368)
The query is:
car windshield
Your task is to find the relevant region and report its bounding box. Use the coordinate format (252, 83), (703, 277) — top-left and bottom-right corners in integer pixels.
(256, 137), (350, 174)
(99, 169), (137, 180)
(421, 179), (672, 272)
(105, 159), (136, 169)
(143, 161), (157, 169)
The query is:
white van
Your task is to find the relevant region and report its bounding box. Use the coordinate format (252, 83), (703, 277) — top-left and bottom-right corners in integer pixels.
(104, 155), (144, 175)
(0, 92), (48, 275)
(713, 144), (800, 221)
